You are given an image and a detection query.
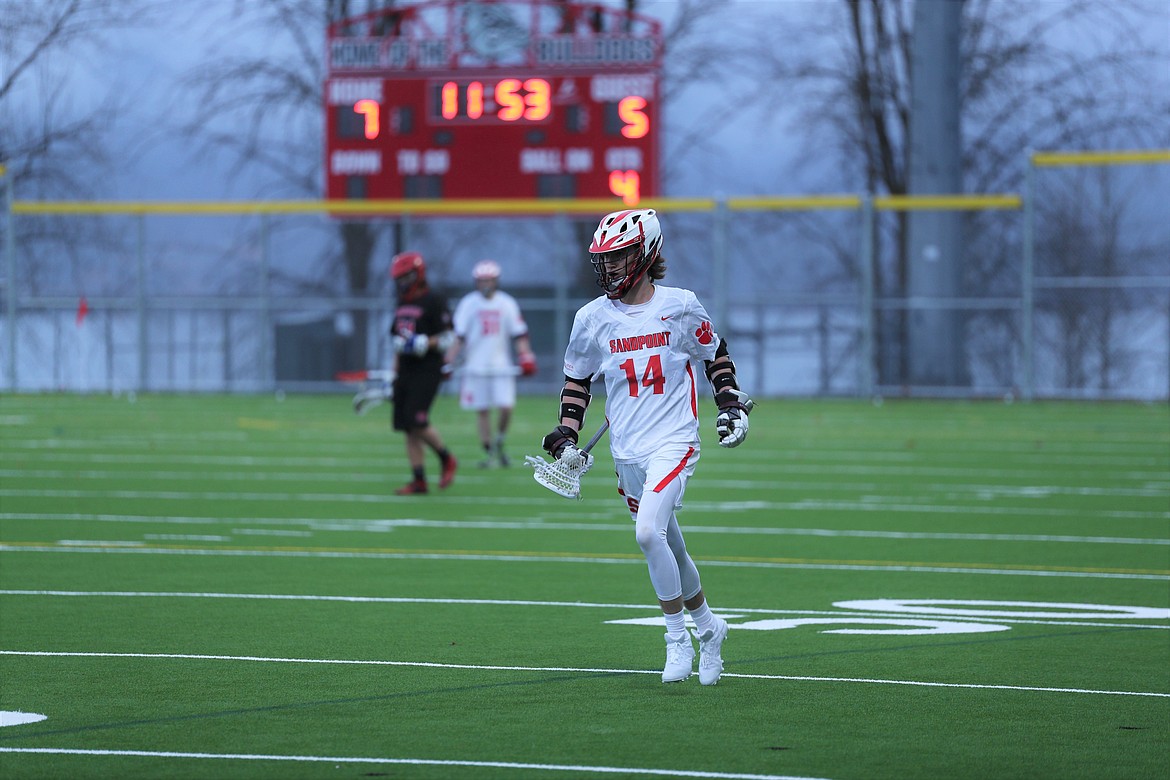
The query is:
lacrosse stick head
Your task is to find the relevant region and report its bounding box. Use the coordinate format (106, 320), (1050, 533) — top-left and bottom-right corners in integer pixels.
(524, 446), (595, 500)
(345, 370), (395, 416)
(352, 387), (389, 415)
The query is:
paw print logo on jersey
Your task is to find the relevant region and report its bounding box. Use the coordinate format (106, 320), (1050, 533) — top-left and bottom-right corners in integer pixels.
(695, 320), (715, 345)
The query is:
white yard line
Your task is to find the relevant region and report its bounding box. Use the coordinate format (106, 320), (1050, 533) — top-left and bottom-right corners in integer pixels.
(3, 468), (1166, 498)
(2, 544), (1166, 580)
(0, 747), (828, 780)
(1, 489), (1165, 520)
(6, 451), (1167, 480)
(2, 513), (1166, 546)
(3, 590), (1167, 630)
(1, 650), (1166, 698)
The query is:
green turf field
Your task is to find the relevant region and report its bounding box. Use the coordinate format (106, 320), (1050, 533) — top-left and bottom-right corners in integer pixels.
(1, 392), (1167, 780)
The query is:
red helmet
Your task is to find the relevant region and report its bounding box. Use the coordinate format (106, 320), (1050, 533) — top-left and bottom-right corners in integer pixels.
(390, 251), (427, 300)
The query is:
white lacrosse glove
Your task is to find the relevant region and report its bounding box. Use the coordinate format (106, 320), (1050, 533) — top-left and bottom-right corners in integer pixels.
(394, 334), (429, 356)
(715, 389), (754, 448)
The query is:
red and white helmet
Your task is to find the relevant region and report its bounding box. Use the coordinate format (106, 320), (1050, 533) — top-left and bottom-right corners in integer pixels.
(472, 259), (501, 280)
(390, 251), (427, 300)
(588, 209), (663, 299)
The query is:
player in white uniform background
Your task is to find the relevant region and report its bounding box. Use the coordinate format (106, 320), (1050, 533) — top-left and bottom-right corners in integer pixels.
(541, 209), (754, 685)
(446, 260), (537, 468)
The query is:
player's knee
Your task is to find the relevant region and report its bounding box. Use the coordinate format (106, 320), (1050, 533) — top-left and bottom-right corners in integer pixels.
(634, 519), (666, 551)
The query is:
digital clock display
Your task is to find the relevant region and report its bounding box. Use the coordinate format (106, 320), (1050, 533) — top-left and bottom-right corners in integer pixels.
(432, 78), (552, 123)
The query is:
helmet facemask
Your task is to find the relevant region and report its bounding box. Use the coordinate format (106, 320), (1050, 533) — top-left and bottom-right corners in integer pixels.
(394, 270), (425, 301)
(591, 242), (652, 300)
(475, 276), (498, 296)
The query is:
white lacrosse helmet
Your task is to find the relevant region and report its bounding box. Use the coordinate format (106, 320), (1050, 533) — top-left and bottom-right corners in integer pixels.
(472, 259), (501, 280)
(588, 209), (663, 299)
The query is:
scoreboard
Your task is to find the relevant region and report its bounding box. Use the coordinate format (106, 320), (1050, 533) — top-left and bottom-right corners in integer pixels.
(324, 0), (662, 204)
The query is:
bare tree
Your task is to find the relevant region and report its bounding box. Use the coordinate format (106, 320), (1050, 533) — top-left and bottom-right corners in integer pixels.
(748, 0), (1170, 389)
(1, 0), (158, 295)
(173, 0), (392, 374)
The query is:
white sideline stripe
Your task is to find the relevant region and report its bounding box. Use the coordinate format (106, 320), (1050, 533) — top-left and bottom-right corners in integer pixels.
(1, 489), (1166, 520)
(0, 748), (827, 780)
(11, 445), (1167, 473)
(2, 545), (1166, 580)
(4, 513), (1167, 547)
(4, 468), (1167, 499)
(2, 651), (1166, 698)
(4, 591), (1167, 630)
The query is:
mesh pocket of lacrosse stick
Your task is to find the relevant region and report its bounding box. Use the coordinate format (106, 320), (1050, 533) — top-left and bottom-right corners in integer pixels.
(524, 448), (594, 499)
(524, 421), (609, 500)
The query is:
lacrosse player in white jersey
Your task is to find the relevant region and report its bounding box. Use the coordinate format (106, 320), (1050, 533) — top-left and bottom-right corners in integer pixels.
(541, 209), (753, 685)
(446, 260), (538, 467)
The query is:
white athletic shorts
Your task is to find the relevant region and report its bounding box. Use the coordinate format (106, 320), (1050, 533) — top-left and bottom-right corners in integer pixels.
(613, 445), (700, 519)
(459, 374), (517, 411)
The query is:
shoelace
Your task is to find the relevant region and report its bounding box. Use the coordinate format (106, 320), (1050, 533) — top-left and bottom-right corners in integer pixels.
(698, 633), (722, 668)
(666, 640), (691, 664)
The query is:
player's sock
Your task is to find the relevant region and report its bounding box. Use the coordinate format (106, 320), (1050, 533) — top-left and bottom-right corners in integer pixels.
(664, 610), (687, 641)
(437, 448), (453, 465)
(411, 466), (426, 484)
(688, 600), (716, 635)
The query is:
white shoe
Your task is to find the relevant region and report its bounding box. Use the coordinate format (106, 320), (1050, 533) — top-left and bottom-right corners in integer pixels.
(695, 617), (729, 686)
(662, 633), (694, 683)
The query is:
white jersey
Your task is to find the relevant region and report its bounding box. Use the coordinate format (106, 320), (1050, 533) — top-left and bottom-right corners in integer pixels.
(563, 285), (721, 463)
(453, 290), (529, 375)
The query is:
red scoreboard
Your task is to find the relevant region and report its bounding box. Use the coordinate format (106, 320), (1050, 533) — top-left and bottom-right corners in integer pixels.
(325, 0), (662, 204)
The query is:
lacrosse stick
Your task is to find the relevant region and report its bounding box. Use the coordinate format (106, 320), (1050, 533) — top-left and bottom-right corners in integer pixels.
(338, 370), (395, 415)
(524, 420), (610, 500)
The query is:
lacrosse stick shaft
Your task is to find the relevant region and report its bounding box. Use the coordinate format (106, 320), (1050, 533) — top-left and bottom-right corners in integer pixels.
(579, 420), (610, 454)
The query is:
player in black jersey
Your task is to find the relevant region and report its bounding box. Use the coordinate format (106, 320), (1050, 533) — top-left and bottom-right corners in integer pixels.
(389, 251), (458, 495)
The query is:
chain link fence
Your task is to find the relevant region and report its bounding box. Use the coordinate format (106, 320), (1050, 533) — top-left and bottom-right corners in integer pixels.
(2, 152), (1167, 400)
(1025, 152), (1170, 399)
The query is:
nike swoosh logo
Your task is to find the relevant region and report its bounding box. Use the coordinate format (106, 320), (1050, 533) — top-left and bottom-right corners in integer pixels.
(661, 316), (671, 321)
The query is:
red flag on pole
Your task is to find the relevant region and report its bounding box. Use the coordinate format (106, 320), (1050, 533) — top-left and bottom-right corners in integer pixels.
(76, 296), (89, 327)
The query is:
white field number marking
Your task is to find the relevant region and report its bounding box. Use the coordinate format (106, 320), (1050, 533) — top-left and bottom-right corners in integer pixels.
(605, 599), (1168, 635)
(832, 599), (1170, 620)
(0, 712), (47, 727)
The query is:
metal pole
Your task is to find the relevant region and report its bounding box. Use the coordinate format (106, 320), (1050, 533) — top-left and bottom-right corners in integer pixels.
(105, 312), (114, 393)
(260, 213), (272, 391)
(401, 212), (413, 249)
(554, 212), (569, 368)
(859, 195), (875, 397)
(223, 309), (232, 391)
(3, 166), (15, 390)
(1022, 150), (1035, 401)
(712, 196), (728, 335)
(137, 214), (147, 391)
